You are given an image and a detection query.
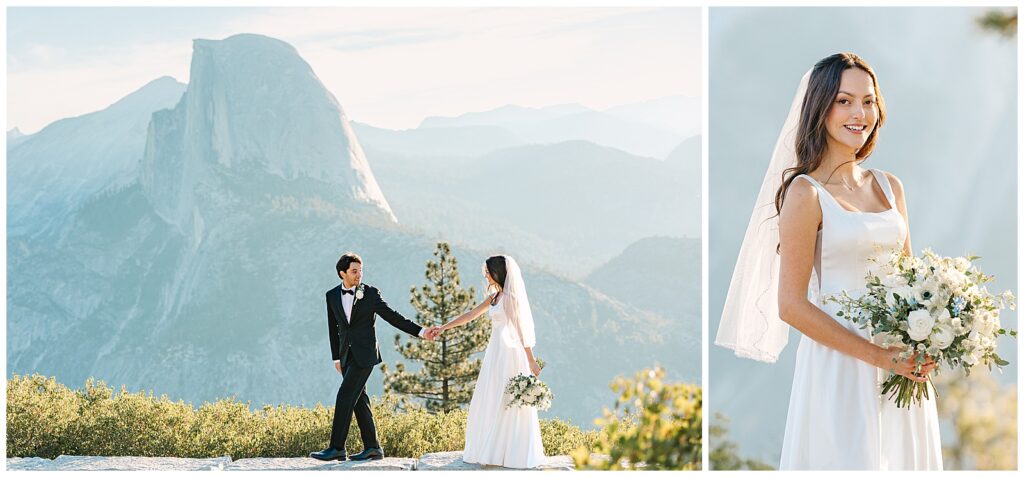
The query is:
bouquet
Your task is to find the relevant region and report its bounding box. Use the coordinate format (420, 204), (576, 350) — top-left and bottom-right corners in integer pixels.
(825, 248), (1016, 408)
(505, 373), (553, 411)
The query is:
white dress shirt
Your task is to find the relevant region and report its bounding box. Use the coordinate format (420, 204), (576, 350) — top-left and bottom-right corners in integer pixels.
(341, 287), (355, 323)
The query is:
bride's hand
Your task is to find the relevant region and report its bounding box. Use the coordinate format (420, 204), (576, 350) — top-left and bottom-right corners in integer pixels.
(529, 359), (541, 377)
(876, 348), (936, 382)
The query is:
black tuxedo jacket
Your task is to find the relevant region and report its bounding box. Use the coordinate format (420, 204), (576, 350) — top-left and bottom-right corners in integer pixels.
(326, 283), (423, 368)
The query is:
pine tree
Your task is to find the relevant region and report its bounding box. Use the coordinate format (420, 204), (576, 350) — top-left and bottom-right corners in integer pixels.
(978, 9), (1017, 38)
(381, 242), (491, 413)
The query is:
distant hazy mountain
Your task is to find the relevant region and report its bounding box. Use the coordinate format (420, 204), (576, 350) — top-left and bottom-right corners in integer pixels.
(418, 103), (690, 159)
(666, 135), (701, 172)
(586, 236), (700, 323)
(419, 104), (592, 129)
(585, 236), (701, 382)
(603, 95), (701, 136)
(7, 76), (186, 238)
(352, 97), (699, 161)
(351, 121), (527, 158)
(7, 33), (697, 429)
(666, 135), (702, 213)
(7, 127), (29, 147)
(370, 138), (701, 276)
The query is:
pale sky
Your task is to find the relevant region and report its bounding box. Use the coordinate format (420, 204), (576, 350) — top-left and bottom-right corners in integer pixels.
(7, 7), (701, 134)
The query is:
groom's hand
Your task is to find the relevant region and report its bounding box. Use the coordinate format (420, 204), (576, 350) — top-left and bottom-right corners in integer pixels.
(335, 361), (343, 375)
(424, 326), (438, 341)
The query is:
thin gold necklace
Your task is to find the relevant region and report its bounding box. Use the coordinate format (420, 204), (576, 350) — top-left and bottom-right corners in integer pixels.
(822, 171), (866, 192)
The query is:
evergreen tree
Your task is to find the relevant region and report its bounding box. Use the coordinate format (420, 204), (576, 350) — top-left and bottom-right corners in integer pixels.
(978, 9), (1017, 38)
(381, 242), (491, 413)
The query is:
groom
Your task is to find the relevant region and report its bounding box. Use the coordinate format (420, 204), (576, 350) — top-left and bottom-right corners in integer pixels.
(310, 252), (440, 462)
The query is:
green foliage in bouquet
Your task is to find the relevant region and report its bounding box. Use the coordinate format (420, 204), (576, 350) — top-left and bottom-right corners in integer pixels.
(826, 249), (1016, 408)
(381, 242), (491, 413)
(571, 365), (702, 470)
(7, 374), (595, 459)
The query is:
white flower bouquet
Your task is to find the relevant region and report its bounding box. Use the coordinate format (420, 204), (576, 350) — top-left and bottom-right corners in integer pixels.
(826, 248), (1016, 409)
(505, 373), (553, 411)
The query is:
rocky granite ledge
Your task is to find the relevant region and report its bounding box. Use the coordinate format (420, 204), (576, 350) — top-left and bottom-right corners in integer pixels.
(8, 452), (603, 471)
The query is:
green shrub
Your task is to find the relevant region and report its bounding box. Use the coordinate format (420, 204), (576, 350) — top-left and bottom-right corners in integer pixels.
(7, 374), (596, 459)
(542, 417), (599, 455)
(6, 374), (80, 458)
(572, 366), (702, 470)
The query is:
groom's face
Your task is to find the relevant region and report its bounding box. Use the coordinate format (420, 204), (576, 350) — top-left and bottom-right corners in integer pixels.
(340, 262), (362, 287)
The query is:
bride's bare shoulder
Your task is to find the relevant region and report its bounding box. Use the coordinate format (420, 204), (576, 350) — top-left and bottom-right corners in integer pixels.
(781, 176), (820, 213)
(882, 171), (906, 200)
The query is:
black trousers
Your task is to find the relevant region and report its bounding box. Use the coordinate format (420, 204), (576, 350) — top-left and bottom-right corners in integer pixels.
(329, 350), (380, 450)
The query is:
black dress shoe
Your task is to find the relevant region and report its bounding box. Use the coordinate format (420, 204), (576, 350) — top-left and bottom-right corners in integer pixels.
(349, 447), (384, 461)
(309, 447), (347, 461)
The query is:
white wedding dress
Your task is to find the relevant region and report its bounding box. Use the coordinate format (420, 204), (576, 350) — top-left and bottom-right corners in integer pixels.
(779, 169), (942, 470)
(462, 298), (546, 468)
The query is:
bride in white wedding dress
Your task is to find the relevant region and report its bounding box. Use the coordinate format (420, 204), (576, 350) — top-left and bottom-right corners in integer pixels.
(716, 53), (942, 470)
(436, 255), (546, 469)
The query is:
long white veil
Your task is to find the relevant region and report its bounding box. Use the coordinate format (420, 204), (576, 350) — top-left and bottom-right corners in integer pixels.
(501, 255), (536, 348)
(714, 69), (812, 363)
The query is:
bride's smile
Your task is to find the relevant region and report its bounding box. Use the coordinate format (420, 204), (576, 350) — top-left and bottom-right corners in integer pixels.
(825, 68), (879, 153)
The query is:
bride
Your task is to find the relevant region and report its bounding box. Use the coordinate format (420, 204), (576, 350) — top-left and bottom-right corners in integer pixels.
(716, 53), (942, 470)
(435, 255), (546, 468)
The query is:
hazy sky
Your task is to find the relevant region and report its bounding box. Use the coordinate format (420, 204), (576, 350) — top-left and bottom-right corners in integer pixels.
(8, 7), (701, 133)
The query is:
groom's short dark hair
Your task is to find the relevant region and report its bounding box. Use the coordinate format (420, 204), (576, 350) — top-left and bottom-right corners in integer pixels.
(336, 252), (362, 274)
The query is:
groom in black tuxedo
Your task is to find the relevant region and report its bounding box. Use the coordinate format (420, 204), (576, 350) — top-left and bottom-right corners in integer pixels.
(310, 252), (438, 462)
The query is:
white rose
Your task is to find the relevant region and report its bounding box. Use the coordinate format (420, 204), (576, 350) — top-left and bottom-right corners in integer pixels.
(881, 272), (906, 290)
(946, 269), (968, 289)
(934, 307), (952, 325)
(931, 324), (955, 349)
(907, 309), (935, 341)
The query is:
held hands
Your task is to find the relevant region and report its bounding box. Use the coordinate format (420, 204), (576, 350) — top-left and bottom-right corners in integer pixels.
(423, 326), (445, 341)
(335, 361), (344, 375)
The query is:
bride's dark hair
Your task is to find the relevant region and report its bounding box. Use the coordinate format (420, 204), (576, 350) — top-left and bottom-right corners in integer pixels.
(773, 53), (887, 217)
(485, 256), (507, 303)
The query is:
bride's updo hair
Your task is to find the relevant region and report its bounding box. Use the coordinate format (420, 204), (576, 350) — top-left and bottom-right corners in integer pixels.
(774, 53), (887, 217)
(485, 256), (507, 296)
